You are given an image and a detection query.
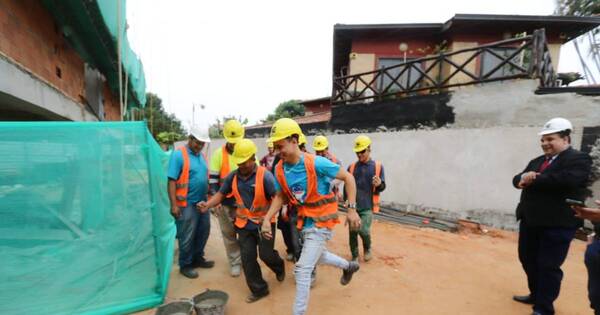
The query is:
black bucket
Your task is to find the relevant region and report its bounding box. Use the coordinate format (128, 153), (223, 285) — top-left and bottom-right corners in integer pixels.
(192, 289), (229, 315)
(154, 300), (194, 315)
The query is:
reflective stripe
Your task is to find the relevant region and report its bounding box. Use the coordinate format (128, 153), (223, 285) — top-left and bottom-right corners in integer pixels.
(310, 212), (339, 222)
(208, 178), (219, 184)
(302, 196), (337, 208)
(176, 195), (186, 201)
(235, 203), (270, 212)
(176, 183), (188, 189)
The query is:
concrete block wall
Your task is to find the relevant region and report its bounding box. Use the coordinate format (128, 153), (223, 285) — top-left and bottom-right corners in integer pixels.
(209, 125), (597, 230)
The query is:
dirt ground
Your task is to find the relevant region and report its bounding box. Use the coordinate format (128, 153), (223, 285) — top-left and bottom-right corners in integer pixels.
(136, 215), (592, 315)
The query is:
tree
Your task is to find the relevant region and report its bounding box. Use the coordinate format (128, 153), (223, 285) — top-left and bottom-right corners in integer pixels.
(263, 100), (304, 122)
(142, 93), (186, 144)
(556, 0), (600, 83)
(209, 115), (249, 139)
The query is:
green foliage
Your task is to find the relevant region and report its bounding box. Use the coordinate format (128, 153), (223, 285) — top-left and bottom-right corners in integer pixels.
(209, 115), (249, 139)
(555, 0), (600, 16)
(142, 93), (185, 143)
(156, 131), (182, 144)
(263, 100), (304, 122)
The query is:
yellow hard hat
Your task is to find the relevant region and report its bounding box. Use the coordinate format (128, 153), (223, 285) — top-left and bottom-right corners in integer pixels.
(353, 135), (372, 152)
(268, 118), (302, 143)
(312, 135), (329, 151)
(232, 139), (257, 164)
(299, 133), (307, 146)
(223, 119), (245, 144)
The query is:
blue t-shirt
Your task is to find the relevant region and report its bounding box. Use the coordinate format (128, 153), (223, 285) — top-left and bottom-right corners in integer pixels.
(274, 155), (340, 229)
(167, 146), (209, 205)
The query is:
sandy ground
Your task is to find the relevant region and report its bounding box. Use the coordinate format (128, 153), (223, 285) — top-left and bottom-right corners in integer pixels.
(136, 215), (592, 315)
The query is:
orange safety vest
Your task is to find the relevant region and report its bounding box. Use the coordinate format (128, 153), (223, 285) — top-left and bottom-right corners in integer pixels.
(175, 146), (208, 207)
(231, 166), (275, 228)
(275, 153), (339, 230)
(349, 160), (382, 213)
(220, 145), (231, 184)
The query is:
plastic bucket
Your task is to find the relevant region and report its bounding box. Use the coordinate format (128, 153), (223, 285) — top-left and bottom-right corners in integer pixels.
(154, 300), (194, 315)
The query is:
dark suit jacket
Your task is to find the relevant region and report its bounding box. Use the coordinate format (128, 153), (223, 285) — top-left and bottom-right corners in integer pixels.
(513, 147), (592, 228)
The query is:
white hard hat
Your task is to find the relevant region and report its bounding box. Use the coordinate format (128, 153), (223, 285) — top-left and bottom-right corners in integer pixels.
(190, 125), (211, 143)
(538, 117), (573, 136)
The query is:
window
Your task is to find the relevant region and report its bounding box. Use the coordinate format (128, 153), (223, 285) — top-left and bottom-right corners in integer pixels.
(378, 58), (424, 92)
(480, 47), (526, 79)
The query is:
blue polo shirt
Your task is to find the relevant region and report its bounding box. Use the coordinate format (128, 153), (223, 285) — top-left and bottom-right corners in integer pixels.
(167, 146), (209, 205)
(274, 154), (340, 229)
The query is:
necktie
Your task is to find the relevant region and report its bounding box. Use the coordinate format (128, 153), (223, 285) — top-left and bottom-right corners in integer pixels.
(539, 157), (551, 172)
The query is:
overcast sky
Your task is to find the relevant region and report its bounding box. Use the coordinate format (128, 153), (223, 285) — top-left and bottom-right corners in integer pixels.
(126, 0), (593, 130)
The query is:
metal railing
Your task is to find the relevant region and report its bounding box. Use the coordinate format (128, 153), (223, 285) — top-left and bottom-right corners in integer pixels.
(332, 29), (556, 105)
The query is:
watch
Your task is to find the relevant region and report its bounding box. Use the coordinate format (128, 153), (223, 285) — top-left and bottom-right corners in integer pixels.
(347, 203), (356, 209)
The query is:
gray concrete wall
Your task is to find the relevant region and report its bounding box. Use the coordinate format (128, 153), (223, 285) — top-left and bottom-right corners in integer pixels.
(0, 54), (97, 121)
(209, 127), (597, 230)
(450, 79), (600, 129)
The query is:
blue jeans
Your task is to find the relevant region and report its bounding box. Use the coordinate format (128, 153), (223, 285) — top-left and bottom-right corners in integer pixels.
(293, 227), (349, 315)
(585, 238), (600, 315)
(175, 203), (210, 268)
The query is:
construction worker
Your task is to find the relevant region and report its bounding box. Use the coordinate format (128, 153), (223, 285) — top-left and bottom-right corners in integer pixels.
(312, 135), (340, 165)
(298, 134), (308, 153)
(347, 135), (385, 262)
(209, 119), (244, 277)
(260, 118), (361, 315)
(313, 135), (343, 201)
(198, 139), (285, 303)
(572, 200), (600, 315)
(167, 125), (214, 279)
(512, 118), (592, 315)
(259, 140), (277, 172)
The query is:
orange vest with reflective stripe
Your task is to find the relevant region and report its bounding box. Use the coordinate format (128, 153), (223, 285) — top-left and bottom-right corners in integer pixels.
(232, 166), (275, 228)
(349, 160), (382, 213)
(175, 146), (208, 208)
(220, 145), (231, 183)
(275, 153), (339, 230)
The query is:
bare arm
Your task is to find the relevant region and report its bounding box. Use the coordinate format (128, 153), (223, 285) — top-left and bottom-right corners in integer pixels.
(336, 168), (361, 230)
(168, 179), (181, 218)
(200, 192), (225, 210)
(260, 191), (286, 239)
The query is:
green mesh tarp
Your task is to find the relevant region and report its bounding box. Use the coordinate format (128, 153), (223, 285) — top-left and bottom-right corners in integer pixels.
(0, 122), (175, 315)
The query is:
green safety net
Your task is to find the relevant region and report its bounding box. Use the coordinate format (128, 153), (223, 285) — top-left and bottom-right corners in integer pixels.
(0, 122), (175, 315)
(97, 0), (147, 109)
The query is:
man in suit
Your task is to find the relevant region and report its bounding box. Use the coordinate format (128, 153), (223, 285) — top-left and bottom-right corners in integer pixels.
(512, 117), (592, 315)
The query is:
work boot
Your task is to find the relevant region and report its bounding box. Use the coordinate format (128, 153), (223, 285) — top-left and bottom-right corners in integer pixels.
(180, 267), (199, 279)
(230, 265), (241, 277)
(191, 258), (215, 269)
(512, 294), (535, 305)
(340, 261), (360, 285)
(245, 291), (269, 303)
(364, 251), (373, 262)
